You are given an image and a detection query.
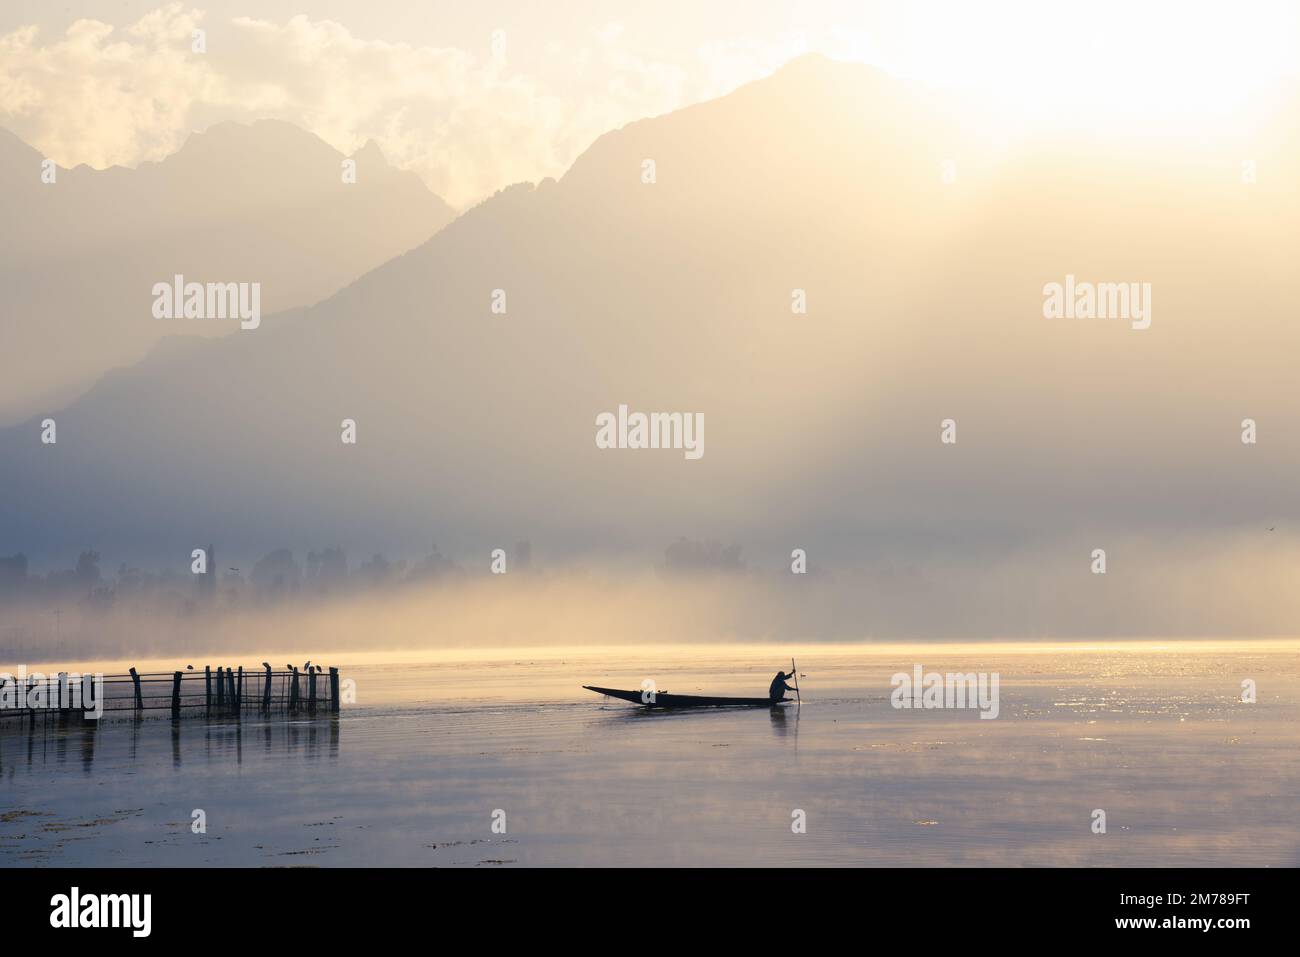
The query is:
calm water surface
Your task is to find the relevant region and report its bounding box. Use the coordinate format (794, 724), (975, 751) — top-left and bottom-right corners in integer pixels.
(2, 645), (1297, 866)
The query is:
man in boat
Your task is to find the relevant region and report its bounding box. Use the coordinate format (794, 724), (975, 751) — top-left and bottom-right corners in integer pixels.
(768, 668), (797, 704)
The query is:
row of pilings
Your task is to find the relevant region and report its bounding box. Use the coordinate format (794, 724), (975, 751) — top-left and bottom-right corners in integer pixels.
(161, 665), (340, 718)
(0, 664), (341, 722)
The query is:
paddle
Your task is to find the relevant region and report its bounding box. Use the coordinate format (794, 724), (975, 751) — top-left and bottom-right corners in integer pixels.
(791, 657), (801, 706)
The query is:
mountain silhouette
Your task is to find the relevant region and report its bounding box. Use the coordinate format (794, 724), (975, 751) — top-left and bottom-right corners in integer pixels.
(2, 55), (1298, 574)
(0, 119), (455, 422)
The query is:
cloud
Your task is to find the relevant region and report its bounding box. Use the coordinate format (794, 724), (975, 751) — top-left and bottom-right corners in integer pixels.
(0, 8), (213, 169)
(0, 4), (800, 207)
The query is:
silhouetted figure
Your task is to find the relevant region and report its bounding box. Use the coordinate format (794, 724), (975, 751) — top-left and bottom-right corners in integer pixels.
(769, 669), (797, 703)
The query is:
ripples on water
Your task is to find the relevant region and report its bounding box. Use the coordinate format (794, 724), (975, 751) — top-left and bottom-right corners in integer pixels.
(1, 646), (1297, 866)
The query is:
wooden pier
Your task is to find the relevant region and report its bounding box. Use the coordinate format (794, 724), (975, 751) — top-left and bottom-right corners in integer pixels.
(0, 664), (341, 722)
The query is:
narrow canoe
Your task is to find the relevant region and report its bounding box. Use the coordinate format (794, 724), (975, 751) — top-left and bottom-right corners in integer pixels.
(583, 685), (785, 709)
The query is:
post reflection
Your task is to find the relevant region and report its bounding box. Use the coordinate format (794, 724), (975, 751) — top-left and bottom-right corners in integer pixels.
(0, 713), (342, 772)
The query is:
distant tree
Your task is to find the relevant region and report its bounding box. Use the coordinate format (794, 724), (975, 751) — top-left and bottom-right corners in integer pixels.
(406, 544), (461, 583)
(357, 553), (397, 587)
(252, 548), (301, 597)
(306, 547), (348, 589)
(75, 550), (102, 586)
(0, 553), (28, 592)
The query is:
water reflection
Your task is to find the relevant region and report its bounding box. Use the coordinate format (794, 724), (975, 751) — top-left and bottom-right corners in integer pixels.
(769, 704), (799, 741)
(0, 713), (341, 772)
(593, 702), (799, 731)
(2, 648), (1296, 867)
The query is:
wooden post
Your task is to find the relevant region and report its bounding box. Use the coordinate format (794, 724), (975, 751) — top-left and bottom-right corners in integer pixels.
(215, 665), (224, 709)
(129, 667), (143, 712)
(236, 666), (244, 716)
(263, 664), (273, 714)
(204, 666), (211, 714)
(171, 671), (182, 718)
(329, 667), (340, 714)
(307, 667), (317, 715)
(289, 667), (299, 712)
(226, 668), (236, 714)
(79, 674), (92, 724)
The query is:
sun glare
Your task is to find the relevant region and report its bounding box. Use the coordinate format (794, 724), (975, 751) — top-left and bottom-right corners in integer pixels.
(838, 0), (1300, 134)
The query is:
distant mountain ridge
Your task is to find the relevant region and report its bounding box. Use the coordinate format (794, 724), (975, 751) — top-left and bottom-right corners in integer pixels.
(0, 119), (456, 421)
(3, 55), (1298, 597)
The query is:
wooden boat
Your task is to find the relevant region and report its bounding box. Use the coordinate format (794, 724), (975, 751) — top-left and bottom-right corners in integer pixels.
(583, 685), (785, 709)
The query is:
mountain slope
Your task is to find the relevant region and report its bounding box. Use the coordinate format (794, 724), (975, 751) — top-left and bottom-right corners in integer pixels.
(2, 56), (1298, 577)
(0, 119), (455, 421)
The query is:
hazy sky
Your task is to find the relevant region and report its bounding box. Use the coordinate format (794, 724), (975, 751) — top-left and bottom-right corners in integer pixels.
(3, 1), (1296, 206)
(3, 4), (1300, 647)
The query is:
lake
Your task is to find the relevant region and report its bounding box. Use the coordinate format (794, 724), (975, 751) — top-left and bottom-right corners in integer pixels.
(2, 642), (1296, 866)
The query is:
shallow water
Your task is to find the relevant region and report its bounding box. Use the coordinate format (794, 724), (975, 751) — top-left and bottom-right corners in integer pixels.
(2, 645), (1297, 866)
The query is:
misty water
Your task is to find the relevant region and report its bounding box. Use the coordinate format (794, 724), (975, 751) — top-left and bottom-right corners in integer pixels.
(1, 644), (1296, 867)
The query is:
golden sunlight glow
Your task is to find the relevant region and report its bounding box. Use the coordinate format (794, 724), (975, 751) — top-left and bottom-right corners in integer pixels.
(838, 0), (1300, 134)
